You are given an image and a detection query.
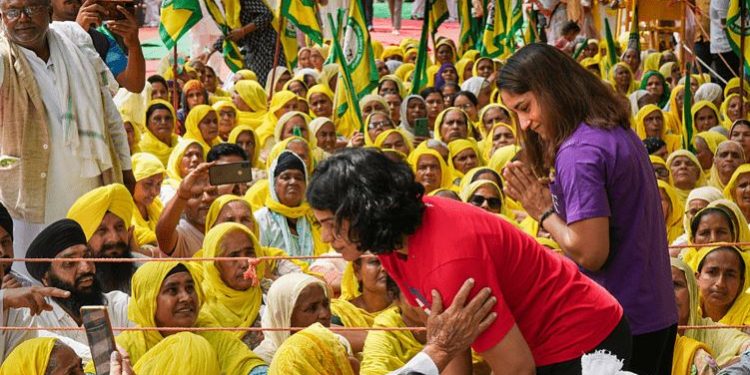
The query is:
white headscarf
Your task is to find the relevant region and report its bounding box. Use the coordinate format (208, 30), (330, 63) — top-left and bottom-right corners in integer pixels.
(253, 273), (328, 363)
(461, 77), (488, 97)
(694, 83), (723, 103)
(309, 117), (334, 137)
(399, 94), (427, 132)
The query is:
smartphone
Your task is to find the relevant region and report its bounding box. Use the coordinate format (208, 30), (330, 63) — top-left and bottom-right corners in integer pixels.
(209, 161), (253, 186)
(414, 118), (430, 138)
(97, 0), (136, 20)
(81, 306), (116, 375)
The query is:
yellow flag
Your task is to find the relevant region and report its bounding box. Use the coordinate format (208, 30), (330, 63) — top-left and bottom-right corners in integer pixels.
(203, 0), (243, 71)
(726, 0), (750, 74)
(281, 0), (323, 45)
(429, 0), (449, 35)
(481, 0), (512, 59)
(159, 0), (202, 49)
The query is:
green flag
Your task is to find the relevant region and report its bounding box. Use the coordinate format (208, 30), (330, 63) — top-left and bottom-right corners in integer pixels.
(726, 0), (750, 74)
(506, 0), (523, 52)
(682, 66), (694, 152)
(411, 1), (431, 94)
(159, 0), (202, 49)
(429, 0), (449, 35)
(480, 0), (512, 58)
(604, 18), (618, 67)
(281, 0), (324, 45)
(203, 0), (243, 72)
(627, 4), (640, 53)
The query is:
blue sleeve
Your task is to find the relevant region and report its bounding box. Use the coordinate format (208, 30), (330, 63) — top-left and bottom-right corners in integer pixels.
(248, 365), (269, 375)
(102, 31), (128, 77)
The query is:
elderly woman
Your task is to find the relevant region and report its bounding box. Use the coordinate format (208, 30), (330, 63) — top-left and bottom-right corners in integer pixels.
(254, 151), (325, 260)
(460, 77), (491, 109)
(399, 95), (429, 143)
(640, 71), (671, 108)
(364, 111), (396, 147)
(730, 120), (750, 162)
(183, 105), (221, 156)
(724, 164), (750, 222)
(213, 100), (239, 141)
(657, 180), (684, 244)
(447, 139), (482, 178)
(608, 62), (636, 97)
(667, 150), (707, 203)
(310, 117), (337, 155)
(722, 95), (750, 128)
(634, 105), (681, 154)
(407, 147), (453, 194)
(707, 140), (745, 190)
(374, 129), (413, 161)
(692, 101), (722, 133)
(130, 153), (166, 248)
(307, 84), (335, 119)
(478, 103), (514, 140)
(160, 140), (205, 204)
(685, 200), (750, 252)
(115, 261), (268, 374)
(433, 108), (472, 144)
(670, 186), (724, 249)
(693, 131), (728, 171)
(138, 100), (179, 166)
(233, 80), (269, 128)
(671, 258), (750, 373)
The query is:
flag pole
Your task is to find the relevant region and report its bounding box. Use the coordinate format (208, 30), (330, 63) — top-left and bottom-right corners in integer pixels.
(268, 1), (286, 102)
(740, 0), (747, 117)
(172, 44), (180, 134)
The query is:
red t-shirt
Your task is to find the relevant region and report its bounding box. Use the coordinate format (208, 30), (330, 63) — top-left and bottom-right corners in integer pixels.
(379, 197), (624, 366)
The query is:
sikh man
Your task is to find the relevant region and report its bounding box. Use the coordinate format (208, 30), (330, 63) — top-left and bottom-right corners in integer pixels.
(25, 218), (133, 362)
(67, 184), (138, 294)
(0, 0), (134, 278)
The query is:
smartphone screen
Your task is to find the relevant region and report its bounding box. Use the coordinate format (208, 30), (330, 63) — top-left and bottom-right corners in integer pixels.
(414, 118), (430, 138)
(81, 306), (116, 375)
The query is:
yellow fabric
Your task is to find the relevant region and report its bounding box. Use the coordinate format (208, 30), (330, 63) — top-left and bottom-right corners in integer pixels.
(695, 131), (728, 156)
(120, 109), (142, 154)
(360, 306), (423, 375)
(650, 155), (674, 186)
(378, 75), (406, 98)
(164, 140), (204, 190)
(658, 180), (685, 243)
(330, 298), (378, 327)
(372, 40), (384, 61)
(447, 139), (483, 179)
(686, 199), (750, 250)
(339, 261), (360, 301)
(634, 104), (682, 153)
(691, 101), (721, 130)
(394, 63), (415, 82)
(116, 261), (266, 374)
(0, 337), (56, 375)
(724, 77), (750, 99)
(228, 125), (260, 168)
(488, 144), (521, 172)
(245, 179), (270, 213)
(184, 104), (220, 156)
(480, 120), (517, 160)
(139, 99), (179, 166)
(273, 111), (313, 144)
(67, 184), (134, 241)
(432, 107), (473, 142)
(306, 84), (335, 119)
(374, 129), (414, 154)
(671, 335), (711, 375)
(681, 187), (725, 239)
(201, 222), (267, 336)
(363, 111), (395, 146)
(666, 150), (708, 203)
(132, 332), (221, 375)
(667, 85), (685, 130)
(205, 195), (258, 234)
(131, 153), (165, 246)
(268, 323), (354, 375)
(407, 147), (454, 190)
(234, 80), (268, 128)
(643, 52), (662, 72)
(683, 246), (750, 327)
(257, 90), (299, 149)
(381, 46), (403, 61)
(455, 58), (473, 84)
(723, 163), (750, 203)
(132, 152), (166, 182)
(720, 94), (750, 128)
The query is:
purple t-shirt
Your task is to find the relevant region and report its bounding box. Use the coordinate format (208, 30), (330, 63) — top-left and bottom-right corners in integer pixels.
(550, 123), (677, 335)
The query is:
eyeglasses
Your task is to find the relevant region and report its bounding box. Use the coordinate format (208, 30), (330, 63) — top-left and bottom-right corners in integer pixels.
(368, 120), (392, 130)
(457, 103), (474, 110)
(2, 5), (48, 20)
(653, 167), (669, 178)
(469, 195), (502, 210)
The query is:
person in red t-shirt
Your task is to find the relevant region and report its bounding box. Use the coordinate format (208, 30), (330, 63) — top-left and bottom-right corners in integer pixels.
(308, 148), (632, 374)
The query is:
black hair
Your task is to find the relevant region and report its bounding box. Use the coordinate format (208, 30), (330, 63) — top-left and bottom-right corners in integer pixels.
(147, 75), (168, 87)
(441, 82), (460, 93)
(207, 143), (248, 163)
(690, 207), (736, 243)
(166, 263), (190, 277)
(307, 148), (425, 254)
(643, 137), (667, 155)
(454, 91), (478, 106)
(561, 21), (581, 35)
(146, 102), (172, 123)
(385, 274), (400, 300)
(697, 246), (746, 278)
(420, 87), (443, 100)
(470, 168), (503, 190)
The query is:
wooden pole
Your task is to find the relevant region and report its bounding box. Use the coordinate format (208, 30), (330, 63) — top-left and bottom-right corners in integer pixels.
(740, 0), (747, 117)
(268, 3), (286, 102)
(172, 44), (180, 135)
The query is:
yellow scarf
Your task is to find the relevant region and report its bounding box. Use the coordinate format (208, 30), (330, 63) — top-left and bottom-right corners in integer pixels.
(658, 180), (685, 244)
(184, 105), (221, 157)
(201, 223), (267, 336)
(163, 140), (204, 191)
(330, 298), (387, 328)
(116, 261), (266, 374)
(132, 332), (221, 375)
(0, 337), (56, 375)
(234, 80), (268, 128)
(634, 105), (682, 154)
(228, 125), (261, 168)
(138, 99), (179, 166)
(131, 152), (166, 246)
(671, 335), (711, 375)
(268, 323), (354, 375)
(360, 306), (423, 375)
(257, 91), (298, 149)
(407, 146), (455, 191)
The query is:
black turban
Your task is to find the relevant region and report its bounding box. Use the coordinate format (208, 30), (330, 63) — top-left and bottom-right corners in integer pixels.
(0, 203), (11, 240)
(274, 151), (306, 179)
(26, 219), (87, 283)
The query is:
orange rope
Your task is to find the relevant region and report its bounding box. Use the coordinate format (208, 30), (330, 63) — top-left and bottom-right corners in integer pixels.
(0, 326), (426, 332)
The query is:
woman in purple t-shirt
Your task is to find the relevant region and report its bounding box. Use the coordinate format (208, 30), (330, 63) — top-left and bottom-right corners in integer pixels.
(499, 43), (678, 375)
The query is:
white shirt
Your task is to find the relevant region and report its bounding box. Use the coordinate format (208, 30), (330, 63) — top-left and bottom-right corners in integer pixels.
(388, 352), (439, 375)
(34, 290), (133, 361)
(710, 0), (732, 53)
(0, 290), (37, 361)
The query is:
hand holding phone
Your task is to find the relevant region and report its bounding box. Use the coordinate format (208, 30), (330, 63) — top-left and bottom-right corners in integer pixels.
(414, 118), (430, 138)
(209, 161), (253, 186)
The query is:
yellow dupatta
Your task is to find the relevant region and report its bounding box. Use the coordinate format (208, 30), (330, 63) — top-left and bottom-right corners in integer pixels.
(201, 222), (267, 335)
(0, 337), (56, 375)
(163, 140), (204, 190)
(228, 125), (261, 168)
(447, 139), (484, 180)
(634, 104), (682, 153)
(268, 323), (354, 375)
(667, 150), (708, 203)
(407, 147), (455, 191)
(132, 332), (221, 375)
(710, 142), (747, 190)
(658, 180), (685, 243)
(116, 261), (266, 373)
(273, 111), (313, 144)
(360, 306), (423, 375)
(256, 90), (299, 150)
(131, 153), (166, 246)
(374, 129), (414, 155)
(138, 99), (179, 166)
(330, 298), (382, 328)
(432, 107), (473, 143)
(234, 80), (268, 128)
(184, 105), (221, 157)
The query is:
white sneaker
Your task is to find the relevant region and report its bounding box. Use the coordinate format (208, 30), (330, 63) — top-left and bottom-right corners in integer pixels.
(392, 30), (400, 35)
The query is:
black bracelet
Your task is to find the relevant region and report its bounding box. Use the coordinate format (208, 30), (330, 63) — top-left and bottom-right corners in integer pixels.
(539, 207), (556, 226)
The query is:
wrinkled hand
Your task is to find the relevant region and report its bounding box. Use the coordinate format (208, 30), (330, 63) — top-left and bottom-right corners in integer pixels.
(503, 161), (553, 221)
(423, 279), (497, 369)
(2, 273), (22, 289)
(110, 347), (134, 375)
(105, 6), (140, 48)
(177, 162), (215, 200)
(2, 286), (70, 315)
(76, 0), (106, 29)
(350, 132), (365, 148)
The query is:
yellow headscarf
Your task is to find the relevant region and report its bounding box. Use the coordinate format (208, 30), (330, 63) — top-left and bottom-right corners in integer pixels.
(658, 179), (685, 243)
(67, 184), (134, 241)
(236, 69), (257, 81)
(381, 46), (404, 61)
(378, 75), (406, 98)
(274, 111), (313, 144)
(0, 337), (56, 375)
(488, 144), (521, 173)
(433, 107), (473, 142)
(319, 64), (340, 89)
(265, 66), (290, 94)
(184, 104), (221, 156)
(228, 125), (261, 167)
(407, 147), (454, 191)
(138, 99), (179, 166)
(666, 150), (708, 203)
(667, 84), (685, 127)
(455, 58), (473, 84)
(116, 261), (266, 373)
(724, 77), (750, 99)
(131, 153), (166, 246)
(720, 94), (750, 128)
(363, 111), (396, 146)
(268, 323), (354, 375)
(695, 131), (728, 157)
(371, 40), (384, 61)
(132, 332), (221, 375)
(447, 139), (484, 178)
(433, 39), (457, 65)
(234, 80), (268, 127)
(394, 63), (415, 82)
(650, 155), (674, 186)
(120, 109), (142, 154)
(723, 163), (750, 203)
(691, 100), (721, 130)
(607, 62), (637, 96)
(330, 295), (390, 329)
(359, 306), (423, 375)
(306, 84), (335, 119)
(211, 100), (238, 137)
(374, 129), (414, 154)
(204, 194), (258, 234)
(708, 140), (746, 190)
(256, 90), (299, 149)
(682, 246), (750, 326)
(164, 140), (204, 190)
(201, 222), (268, 335)
(681, 187), (725, 239)
(634, 104), (682, 153)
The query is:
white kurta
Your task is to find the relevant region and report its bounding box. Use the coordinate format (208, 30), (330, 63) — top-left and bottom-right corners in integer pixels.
(0, 290), (36, 361)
